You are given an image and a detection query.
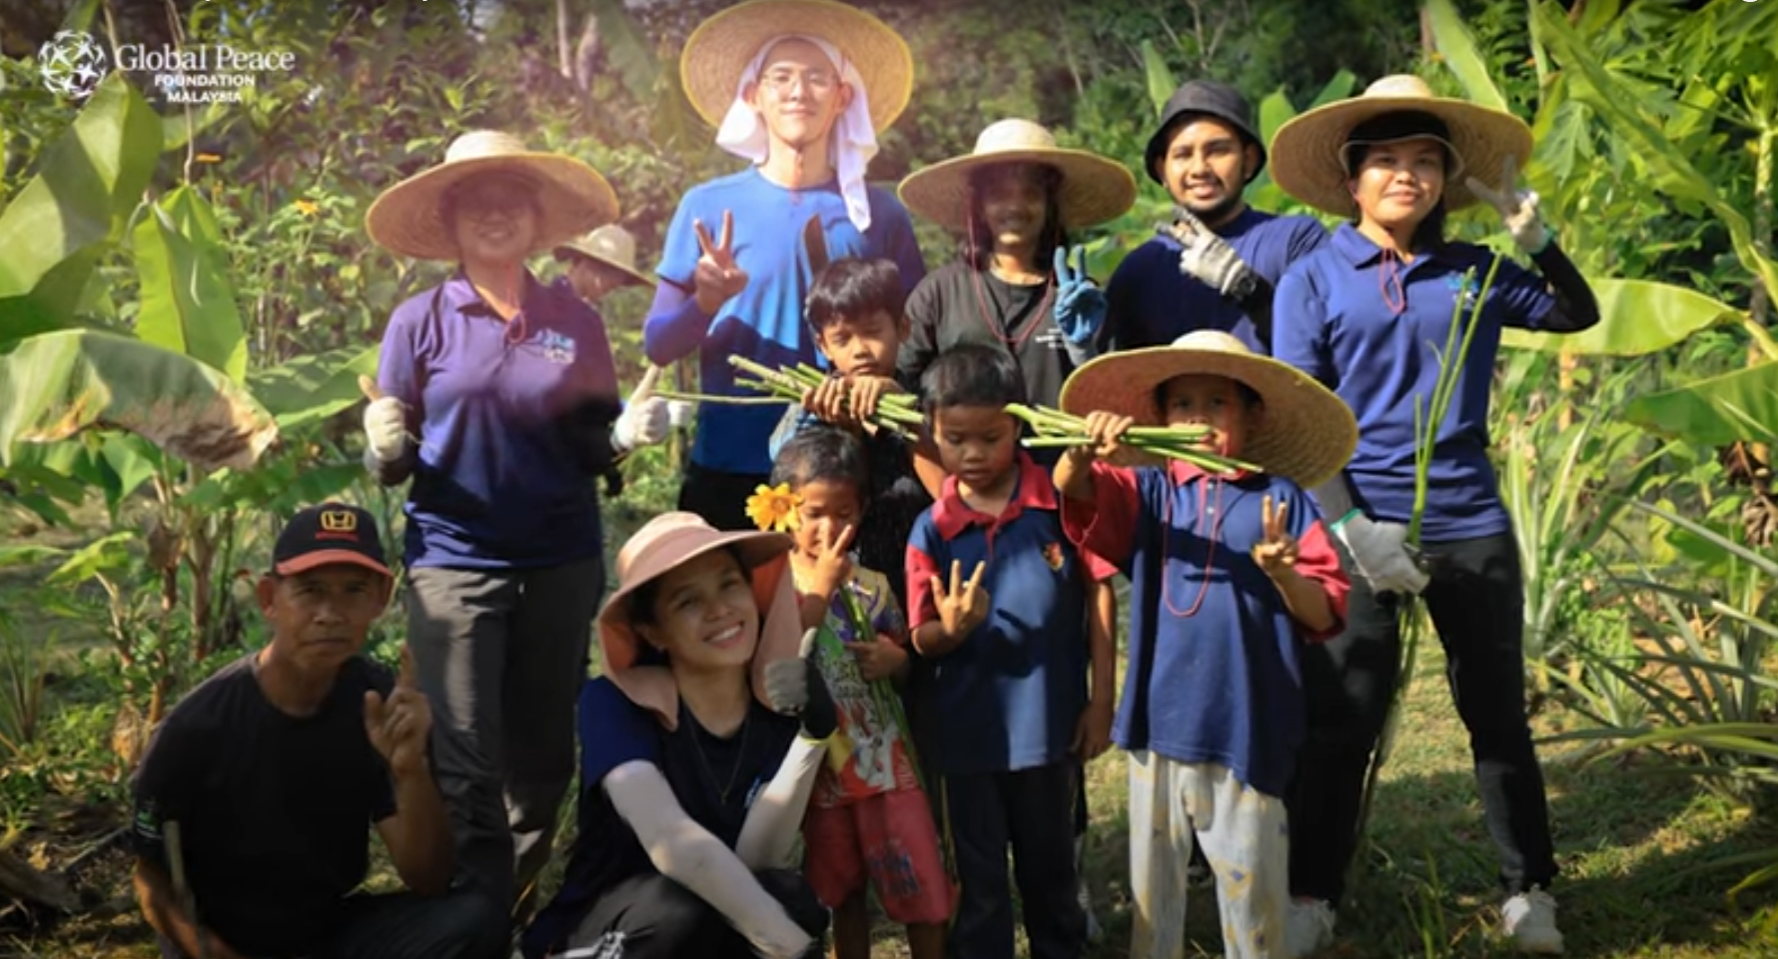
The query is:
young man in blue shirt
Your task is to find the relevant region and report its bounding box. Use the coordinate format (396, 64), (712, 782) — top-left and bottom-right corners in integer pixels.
(643, 0), (927, 530)
(1105, 80), (1328, 354)
(905, 345), (1117, 959)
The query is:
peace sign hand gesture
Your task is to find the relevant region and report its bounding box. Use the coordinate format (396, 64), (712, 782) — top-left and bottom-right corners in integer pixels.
(365, 645), (433, 779)
(1464, 155), (1549, 255)
(1249, 495), (1300, 578)
(930, 560), (991, 643)
(692, 210), (750, 315)
(806, 518), (856, 603)
(1052, 245), (1106, 347)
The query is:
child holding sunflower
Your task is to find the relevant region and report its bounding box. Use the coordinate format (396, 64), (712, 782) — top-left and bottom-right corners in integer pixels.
(749, 427), (953, 959)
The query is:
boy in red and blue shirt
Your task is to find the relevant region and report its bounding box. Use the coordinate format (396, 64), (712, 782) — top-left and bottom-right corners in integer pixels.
(905, 345), (1116, 959)
(1053, 330), (1355, 959)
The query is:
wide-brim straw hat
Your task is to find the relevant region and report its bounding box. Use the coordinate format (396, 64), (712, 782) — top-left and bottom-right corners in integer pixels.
(554, 224), (656, 288)
(1269, 74), (1533, 218)
(899, 119), (1138, 231)
(366, 130), (620, 261)
(1059, 330), (1357, 488)
(680, 0), (913, 133)
(596, 512), (799, 730)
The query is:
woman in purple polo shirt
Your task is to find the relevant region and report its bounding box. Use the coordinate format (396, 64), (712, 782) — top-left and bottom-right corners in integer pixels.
(1269, 76), (1598, 956)
(362, 131), (671, 916)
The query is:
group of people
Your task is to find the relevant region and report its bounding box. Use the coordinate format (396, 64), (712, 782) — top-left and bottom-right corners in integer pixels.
(127, 2), (1603, 959)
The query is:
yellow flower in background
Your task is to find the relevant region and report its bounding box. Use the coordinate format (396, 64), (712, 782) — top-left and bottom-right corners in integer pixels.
(195, 152), (222, 163)
(293, 198), (319, 217)
(745, 483), (801, 533)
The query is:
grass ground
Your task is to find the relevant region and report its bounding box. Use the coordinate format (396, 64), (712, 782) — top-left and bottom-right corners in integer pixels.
(4, 493), (1777, 958)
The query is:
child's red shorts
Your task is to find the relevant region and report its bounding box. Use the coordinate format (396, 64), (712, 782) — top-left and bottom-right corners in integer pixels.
(803, 787), (956, 925)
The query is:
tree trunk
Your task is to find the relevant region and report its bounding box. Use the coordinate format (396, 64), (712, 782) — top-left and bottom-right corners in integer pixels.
(556, 0), (573, 79)
(1749, 125), (1773, 367)
(0, 847), (78, 913)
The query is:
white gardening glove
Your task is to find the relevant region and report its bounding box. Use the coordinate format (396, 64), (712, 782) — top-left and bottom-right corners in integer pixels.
(362, 396), (411, 464)
(1165, 207), (1257, 299)
(1332, 514), (1429, 596)
(612, 397), (669, 452)
(612, 366), (671, 453)
(1465, 155), (1549, 255)
(666, 399), (695, 429)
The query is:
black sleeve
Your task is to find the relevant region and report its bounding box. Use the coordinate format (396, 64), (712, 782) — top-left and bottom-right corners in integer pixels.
(1528, 241), (1599, 333)
(366, 445), (418, 486)
(131, 717), (203, 868)
(559, 394), (625, 478)
(1233, 275), (1277, 352)
(360, 662), (398, 823)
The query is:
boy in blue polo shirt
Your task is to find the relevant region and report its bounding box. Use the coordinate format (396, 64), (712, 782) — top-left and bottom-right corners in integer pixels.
(1052, 330), (1355, 959)
(904, 344), (1116, 959)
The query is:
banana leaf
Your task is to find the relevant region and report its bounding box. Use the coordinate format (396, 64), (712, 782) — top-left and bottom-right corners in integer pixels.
(0, 330), (277, 472)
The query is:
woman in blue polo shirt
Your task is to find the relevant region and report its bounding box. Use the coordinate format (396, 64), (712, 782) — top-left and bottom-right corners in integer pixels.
(1269, 76), (1598, 957)
(362, 130), (671, 913)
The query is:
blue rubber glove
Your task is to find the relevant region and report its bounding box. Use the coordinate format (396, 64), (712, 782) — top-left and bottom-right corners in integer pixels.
(1052, 245), (1106, 346)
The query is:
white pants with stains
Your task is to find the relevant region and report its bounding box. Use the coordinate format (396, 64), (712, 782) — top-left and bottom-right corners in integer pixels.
(1128, 753), (1290, 959)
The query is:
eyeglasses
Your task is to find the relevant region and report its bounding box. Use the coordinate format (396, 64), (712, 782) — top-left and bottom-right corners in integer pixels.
(758, 68), (837, 97)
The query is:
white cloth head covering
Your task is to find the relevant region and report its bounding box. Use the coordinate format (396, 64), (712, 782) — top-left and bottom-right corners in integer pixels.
(715, 34), (878, 232)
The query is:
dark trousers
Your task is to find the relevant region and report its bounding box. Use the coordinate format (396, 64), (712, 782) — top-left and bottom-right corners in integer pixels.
(556, 869), (827, 959)
(1287, 532), (1557, 903)
(943, 762), (1086, 959)
(406, 557), (604, 910)
(159, 889), (509, 959)
(678, 463), (771, 532)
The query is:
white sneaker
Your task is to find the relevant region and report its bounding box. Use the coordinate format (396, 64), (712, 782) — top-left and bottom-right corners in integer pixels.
(1501, 886), (1565, 954)
(1284, 898), (1336, 958)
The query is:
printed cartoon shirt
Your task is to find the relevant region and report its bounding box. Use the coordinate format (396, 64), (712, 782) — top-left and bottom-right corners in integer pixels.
(646, 169), (927, 475)
(1106, 207), (1329, 353)
(1273, 224), (1558, 542)
(376, 270), (619, 569)
(905, 453), (1118, 776)
(791, 564), (922, 807)
(1062, 461), (1348, 797)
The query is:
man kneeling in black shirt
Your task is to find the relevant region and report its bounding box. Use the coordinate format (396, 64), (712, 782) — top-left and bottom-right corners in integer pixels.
(131, 503), (508, 959)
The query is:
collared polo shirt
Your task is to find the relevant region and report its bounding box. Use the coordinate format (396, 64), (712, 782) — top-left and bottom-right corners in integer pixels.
(646, 169), (927, 476)
(1272, 224), (1558, 542)
(376, 271), (619, 569)
(1105, 206), (1328, 352)
(1061, 461), (1347, 797)
(904, 454), (1116, 776)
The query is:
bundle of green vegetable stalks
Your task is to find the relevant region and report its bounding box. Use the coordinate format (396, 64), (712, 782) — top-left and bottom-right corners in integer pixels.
(1004, 403), (1258, 474)
(658, 357), (1256, 474)
(718, 356), (925, 438)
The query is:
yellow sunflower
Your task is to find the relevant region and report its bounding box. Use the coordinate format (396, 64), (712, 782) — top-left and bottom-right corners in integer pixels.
(745, 483), (801, 532)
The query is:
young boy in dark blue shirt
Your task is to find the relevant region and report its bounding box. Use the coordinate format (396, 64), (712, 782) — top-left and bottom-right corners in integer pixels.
(904, 345), (1116, 959)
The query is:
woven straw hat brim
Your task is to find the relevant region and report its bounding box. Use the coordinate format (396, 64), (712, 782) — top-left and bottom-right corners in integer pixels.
(366, 153), (619, 261)
(598, 526), (793, 670)
(680, 0), (913, 133)
(1059, 346), (1357, 488)
(554, 241), (657, 288)
(1269, 94), (1532, 218)
(898, 148), (1138, 232)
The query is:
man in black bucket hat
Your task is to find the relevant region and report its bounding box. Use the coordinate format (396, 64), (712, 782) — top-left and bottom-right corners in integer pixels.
(1105, 79), (1329, 353)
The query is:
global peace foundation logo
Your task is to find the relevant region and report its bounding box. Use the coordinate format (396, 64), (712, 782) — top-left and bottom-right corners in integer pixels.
(38, 30), (109, 101)
(36, 29), (297, 105)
